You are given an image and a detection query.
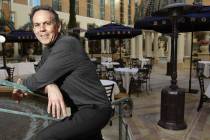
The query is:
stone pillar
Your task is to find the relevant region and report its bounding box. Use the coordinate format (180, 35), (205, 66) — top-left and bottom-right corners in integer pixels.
(145, 31), (153, 57)
(13, 43), (19, 58)
(153, 32), (159, 62)
(177, 33), (185, 63)
(136, 35), (143, 59)
(185, 32), (192, 56)
(130, 38), (136, 58)
(101, 39), (105, 54)
(106, 40), (110, 53)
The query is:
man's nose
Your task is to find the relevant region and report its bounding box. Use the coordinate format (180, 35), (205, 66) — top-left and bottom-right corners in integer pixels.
(39, 24), (46, 31)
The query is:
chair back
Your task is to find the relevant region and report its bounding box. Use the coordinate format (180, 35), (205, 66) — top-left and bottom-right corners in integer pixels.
(7, 67), (15, 82)
(106, 67), (115, 81)
(96, 64), (102, 78)
(138, 68), (149, 79)
(104, 84), (114, 102)
(130, 58), (140, 68)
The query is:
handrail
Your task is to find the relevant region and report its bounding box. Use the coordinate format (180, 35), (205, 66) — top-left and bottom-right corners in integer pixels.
(0, 107), (57, 121)
(111, 97), (132, 140)
(111, 97), (131, 105)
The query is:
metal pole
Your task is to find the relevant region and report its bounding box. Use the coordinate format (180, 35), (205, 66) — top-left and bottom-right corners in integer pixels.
(118, 103), (122, 140)
(188, 32), (198, 93)
(170, 16), (178, 89)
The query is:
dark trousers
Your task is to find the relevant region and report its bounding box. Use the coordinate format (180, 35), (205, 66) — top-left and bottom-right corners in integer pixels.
(34, 106), (112, 140)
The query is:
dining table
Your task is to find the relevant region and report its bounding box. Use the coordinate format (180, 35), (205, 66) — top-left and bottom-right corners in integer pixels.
(7, 62), (36, 77)
(114, 67), (138, 93)
(101, 62), (120, 68)
(0, 69), (8, 80)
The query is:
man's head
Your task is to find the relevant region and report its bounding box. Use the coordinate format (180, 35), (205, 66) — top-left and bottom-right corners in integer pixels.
(30, 5), (61, 46)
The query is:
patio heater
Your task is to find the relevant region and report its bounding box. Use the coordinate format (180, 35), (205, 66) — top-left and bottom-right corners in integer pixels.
(154, 3), (200, 130)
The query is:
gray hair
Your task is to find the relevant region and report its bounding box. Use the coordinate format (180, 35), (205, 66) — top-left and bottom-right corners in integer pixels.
(30, 5), (60, 24)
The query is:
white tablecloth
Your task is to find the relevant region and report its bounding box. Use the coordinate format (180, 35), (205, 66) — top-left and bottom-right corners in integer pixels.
(100, 79), (120, 101)
(0, 69), (8, 79)
(198, 61), (210, 77)
(7, 62), (35, 77)
(101, 62), (120, 68)
(114, 67), (138, 93)
(90, 57), (97, 61)
(205, 84), (210, 98)
(139, 58), (150, 68)
(101, 57), (112, 62)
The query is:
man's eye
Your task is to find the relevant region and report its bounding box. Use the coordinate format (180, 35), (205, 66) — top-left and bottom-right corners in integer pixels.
(46, 22), (52, 25)
(33, 24), (40, 28)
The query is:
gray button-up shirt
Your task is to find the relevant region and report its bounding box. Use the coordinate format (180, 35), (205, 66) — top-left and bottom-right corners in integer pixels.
(23, 35), (110, 107)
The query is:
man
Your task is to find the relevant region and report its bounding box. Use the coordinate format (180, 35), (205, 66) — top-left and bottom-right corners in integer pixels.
(13, 5), (112, 140)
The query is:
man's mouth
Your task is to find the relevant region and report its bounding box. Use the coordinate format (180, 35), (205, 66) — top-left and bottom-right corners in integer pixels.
(40, 34), (49, 39)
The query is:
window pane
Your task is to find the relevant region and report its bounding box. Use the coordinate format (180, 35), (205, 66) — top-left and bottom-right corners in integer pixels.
(110, 0), (115, 21)
(28, 0), (40, 7)
(87, 0), (93, 17)
(100, 0), (105, 19)
(52, 0), (61, 11)
(76, 0), (79, 15)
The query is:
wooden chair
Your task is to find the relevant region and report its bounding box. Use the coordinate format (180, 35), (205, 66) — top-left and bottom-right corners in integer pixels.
(95, 63), (103, 79)
(105, 67), (115, 81)
(143, 64), (153, 91)
(7, 67), (15, 82)
(128, 68), (149, 97)
(197, 67), (210, 111)
(130, 58), (140, 68)
(103, 84), (114, 125)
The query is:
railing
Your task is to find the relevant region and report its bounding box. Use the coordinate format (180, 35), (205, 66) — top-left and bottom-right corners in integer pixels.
(111, 97), (132, 140)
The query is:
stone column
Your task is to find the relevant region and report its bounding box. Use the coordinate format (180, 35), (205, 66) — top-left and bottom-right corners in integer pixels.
(177, 33), (185, 63)
(185, 32), (192, 56)
(13, 43), (19, 58)
(101, 39), (105, 54)
(106, 40), (110, 53)
(136, 35), (143, 59)
(145, 31), (153, 57)
(130, 38), (136, 58)
(153, 32), (159, 62)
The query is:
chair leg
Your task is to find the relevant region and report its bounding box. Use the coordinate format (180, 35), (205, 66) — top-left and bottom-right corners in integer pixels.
(197, 99), (203, 112)
(148, 78), (152, 92)
(109, 120), (112, 126)
(197, 94), (204, 112)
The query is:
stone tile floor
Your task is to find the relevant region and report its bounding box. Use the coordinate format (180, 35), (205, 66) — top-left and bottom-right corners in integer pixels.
(123, 64), (210, 140)
(1, 63), (210, 140)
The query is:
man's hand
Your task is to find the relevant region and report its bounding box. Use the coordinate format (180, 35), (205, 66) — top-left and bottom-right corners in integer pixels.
(45, 84), (67, 119)
(12, 78), (27, 103)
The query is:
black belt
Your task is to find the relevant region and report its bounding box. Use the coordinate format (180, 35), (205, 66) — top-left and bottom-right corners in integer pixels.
(78, 104), (111, 110)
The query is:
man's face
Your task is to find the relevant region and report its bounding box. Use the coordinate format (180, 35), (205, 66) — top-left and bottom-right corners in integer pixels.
(32, 10), (61, 46)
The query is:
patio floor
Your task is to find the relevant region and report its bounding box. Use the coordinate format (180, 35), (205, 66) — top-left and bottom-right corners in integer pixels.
(0, 63), (210, 140)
